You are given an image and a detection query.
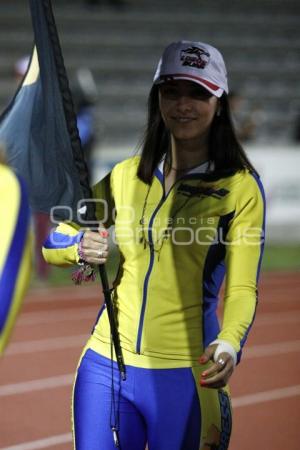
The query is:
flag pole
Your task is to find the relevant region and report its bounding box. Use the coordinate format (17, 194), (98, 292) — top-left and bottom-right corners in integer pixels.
(34, 0), (126, 380)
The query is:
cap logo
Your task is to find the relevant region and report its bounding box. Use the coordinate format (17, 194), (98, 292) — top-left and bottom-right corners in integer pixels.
(180, 46), (210, 70)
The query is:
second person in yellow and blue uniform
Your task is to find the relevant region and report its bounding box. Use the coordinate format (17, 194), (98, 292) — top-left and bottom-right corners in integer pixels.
(0, 152), (32, 355)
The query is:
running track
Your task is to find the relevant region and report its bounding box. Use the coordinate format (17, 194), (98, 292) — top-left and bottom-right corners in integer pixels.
(0, 271), (299, 449)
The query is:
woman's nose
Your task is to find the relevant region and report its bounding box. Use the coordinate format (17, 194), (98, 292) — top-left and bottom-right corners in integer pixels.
(176, 95), (193, 110)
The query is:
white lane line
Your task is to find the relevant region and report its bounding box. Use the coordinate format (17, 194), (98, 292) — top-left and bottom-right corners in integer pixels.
(261, 283), (300, 289)
(6, 335), (88, 355)
(255, 311), (300, 326)
(262, 292), (300, 303)
(0, 433), (72, 450)
(26, 286), (101, 303)
(17, 308), (300, 328)
(243, 340), (300, 359)
(262, 275), (300, 283)
(1, 386), (300, 449)
(232, 385), (300, 408)
(18, 307), (97, 326)
(6, 323), (300, 358)
(2, 339), (300, 396)
(0, 374), (73, 397)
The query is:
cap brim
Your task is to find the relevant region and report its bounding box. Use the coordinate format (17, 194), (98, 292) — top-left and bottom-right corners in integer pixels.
(155, 74), (224, 98)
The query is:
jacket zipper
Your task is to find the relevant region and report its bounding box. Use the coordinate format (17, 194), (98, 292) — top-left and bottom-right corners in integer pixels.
(136, 197), (164, 353)
(135, 172), (199, 354)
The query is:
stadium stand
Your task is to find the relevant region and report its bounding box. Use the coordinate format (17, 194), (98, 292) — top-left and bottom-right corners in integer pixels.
(0, 0), (299, 147)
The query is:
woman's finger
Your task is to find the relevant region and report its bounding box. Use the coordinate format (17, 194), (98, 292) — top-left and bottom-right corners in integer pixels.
(83, 249), (109, 265)
(201, 367), (229, 385)
(200, 362), (218, 379)
(86, 256), (108, 265)
(200, 363), (234, 388)
(83, 230), (107, 246)
(200, 380), (227, 389)
(201, 354), (231, 378)
(98, 226), (109, 238)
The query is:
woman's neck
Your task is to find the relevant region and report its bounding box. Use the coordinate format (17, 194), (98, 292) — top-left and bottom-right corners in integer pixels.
(169, 136), (209, 171)
(163, 137), (210, 195)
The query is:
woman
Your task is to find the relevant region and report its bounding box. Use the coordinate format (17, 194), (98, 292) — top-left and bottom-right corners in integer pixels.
(43, 41), (265, 450)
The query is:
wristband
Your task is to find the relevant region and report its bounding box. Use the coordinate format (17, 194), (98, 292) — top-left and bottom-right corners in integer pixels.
(210, 339), (237, 366)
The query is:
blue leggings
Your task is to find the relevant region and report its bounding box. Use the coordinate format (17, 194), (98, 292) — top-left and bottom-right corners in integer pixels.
(72, 349), (232, 450)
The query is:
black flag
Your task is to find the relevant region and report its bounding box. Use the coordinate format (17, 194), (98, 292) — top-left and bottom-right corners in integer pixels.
(0, 0), (125, 383)
(0, 2), (87, 222)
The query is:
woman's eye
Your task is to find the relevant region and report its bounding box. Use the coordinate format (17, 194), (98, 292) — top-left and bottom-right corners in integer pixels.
(161, 85), (212, 100)
(192, 89), (212, 100)
(161, 88), (178, 99)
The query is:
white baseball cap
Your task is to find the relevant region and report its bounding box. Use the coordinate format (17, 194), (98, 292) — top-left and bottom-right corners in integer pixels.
(153, 40), (228, 98)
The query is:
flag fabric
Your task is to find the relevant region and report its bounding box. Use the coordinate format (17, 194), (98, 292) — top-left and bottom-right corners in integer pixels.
(0, 1), (124, 372)
(0, 0), (88, 352)
(0, 1), (88, 223)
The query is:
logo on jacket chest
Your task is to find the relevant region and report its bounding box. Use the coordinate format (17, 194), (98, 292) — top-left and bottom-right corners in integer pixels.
(177, 183), (229, 199)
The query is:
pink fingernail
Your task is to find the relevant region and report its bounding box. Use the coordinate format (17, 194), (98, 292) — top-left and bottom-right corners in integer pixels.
(100, 230), (108, 238)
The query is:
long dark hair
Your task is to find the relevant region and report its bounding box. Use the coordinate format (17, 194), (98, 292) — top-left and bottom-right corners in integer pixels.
(137, 84), (257, 184)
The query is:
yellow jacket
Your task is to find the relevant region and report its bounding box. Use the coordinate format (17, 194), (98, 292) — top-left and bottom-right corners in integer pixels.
(43, 156), (265, 368)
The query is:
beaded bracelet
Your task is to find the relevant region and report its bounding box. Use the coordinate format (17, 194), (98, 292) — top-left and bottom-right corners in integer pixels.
(71, 238), (95, 285)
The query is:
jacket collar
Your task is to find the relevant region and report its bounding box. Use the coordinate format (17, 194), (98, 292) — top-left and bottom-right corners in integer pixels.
(155, 154), (213, 182)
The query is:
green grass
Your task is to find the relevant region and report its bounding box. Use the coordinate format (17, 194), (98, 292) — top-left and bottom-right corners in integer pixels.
(261, 245), (300, 272)
(32, 245), (300, 288)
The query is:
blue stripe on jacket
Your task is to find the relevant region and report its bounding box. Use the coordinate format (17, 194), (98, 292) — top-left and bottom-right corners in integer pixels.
(237, 173), (266, 363)
(43, 231), (84, 249)
(0, 176), (30, 332)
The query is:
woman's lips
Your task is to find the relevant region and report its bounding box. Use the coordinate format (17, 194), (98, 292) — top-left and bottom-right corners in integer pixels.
(172, 117), (196, 123)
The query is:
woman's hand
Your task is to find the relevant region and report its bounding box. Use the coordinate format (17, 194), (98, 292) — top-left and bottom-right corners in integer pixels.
(199, 344), (235, 389)
(79, 225), (109, 265)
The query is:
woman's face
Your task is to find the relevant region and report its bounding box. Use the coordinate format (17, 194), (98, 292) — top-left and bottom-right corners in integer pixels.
(158, 80), (219, 143)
